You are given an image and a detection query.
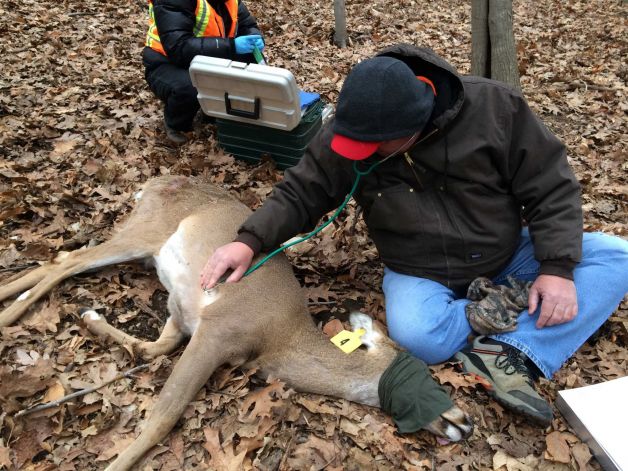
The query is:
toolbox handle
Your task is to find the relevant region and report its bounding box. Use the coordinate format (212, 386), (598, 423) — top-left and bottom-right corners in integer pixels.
(224, 93), (260, 120)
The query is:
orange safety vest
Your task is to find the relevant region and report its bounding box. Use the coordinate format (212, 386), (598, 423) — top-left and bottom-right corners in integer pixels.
(146, 0), (239, 56)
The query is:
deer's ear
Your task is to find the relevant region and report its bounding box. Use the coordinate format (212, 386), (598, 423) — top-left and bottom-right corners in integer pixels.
(349, 312), (380, 350)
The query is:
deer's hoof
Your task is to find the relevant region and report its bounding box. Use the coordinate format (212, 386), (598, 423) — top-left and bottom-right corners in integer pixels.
(425, 405), (474, 442)
(80, 308), (102, 322)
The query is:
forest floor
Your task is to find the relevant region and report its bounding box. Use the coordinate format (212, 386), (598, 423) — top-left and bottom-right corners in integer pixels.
(0, 0), (626, 469)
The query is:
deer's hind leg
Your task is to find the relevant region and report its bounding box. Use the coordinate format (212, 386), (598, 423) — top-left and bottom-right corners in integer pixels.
(0, 241), (154, 328)
(104, 320), (248, 471)
(82, 310), (185, 360)
(0, 251), (75, 302)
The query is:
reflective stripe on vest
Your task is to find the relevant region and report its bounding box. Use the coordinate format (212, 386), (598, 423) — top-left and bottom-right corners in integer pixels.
(146, 1), (166, 55)
(146, 0), (239, 56)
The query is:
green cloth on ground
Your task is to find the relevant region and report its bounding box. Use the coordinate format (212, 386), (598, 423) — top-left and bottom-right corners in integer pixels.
(378, 351), (454, 433)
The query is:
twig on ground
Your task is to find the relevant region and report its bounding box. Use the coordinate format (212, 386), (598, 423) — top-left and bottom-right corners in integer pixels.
(552, 81), (617, 92)
(0, 263), (40, 273)
(13, 363), (149, 419)
(206, 388), (239, 398)
(134, 299), (165, 323)
(278, 431), (296, 471)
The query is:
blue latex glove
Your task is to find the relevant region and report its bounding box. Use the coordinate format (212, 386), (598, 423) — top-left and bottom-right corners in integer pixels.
(234, 35), (264, 55)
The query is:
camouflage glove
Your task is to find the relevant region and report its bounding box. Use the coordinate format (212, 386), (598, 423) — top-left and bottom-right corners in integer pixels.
(465, 276), (533, 335)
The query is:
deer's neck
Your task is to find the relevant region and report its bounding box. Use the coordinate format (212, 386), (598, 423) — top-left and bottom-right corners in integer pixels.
(254, 324), (397, 407)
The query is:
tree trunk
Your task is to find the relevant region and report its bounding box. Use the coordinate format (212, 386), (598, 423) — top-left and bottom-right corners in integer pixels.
(471, 0), (489, 77)
(470, 0), (520, 91)
(333, 0), (347, 48)
(488, 0), (520, 90)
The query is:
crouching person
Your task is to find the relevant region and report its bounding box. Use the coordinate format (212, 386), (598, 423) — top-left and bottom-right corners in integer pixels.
(143, 0), (265, 144)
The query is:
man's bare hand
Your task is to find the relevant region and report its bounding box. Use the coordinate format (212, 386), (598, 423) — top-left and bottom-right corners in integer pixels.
(528, 274), (578, 329)
(200, 242), (254, 290)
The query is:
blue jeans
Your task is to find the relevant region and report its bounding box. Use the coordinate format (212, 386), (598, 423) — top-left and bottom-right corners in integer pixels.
(383, 230), (628, 378)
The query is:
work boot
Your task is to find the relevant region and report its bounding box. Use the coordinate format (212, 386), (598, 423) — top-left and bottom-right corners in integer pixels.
(164, 122), (189, 145)
(454, 336), (553, 425)
(465, 275), (533, 335)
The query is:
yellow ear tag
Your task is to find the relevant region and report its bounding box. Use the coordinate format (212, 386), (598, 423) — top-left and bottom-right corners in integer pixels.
(331, 328), (366, 354)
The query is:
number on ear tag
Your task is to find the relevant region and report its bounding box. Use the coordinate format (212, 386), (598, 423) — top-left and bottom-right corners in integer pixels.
(330, 328), (366, 354)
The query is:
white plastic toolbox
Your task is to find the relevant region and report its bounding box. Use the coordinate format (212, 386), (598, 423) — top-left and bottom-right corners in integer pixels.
(189, 56), (302, 131)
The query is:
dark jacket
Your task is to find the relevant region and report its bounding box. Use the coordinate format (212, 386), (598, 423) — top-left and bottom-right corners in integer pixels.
(236, 44), (583, 293)
(143, 0), (261, 69)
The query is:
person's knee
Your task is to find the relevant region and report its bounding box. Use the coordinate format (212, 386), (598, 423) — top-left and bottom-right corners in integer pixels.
(388, 324), (460, 365)
(170, 85), (198, 105)
(607, 235), (628, 259)
(586, 233), (628, 269)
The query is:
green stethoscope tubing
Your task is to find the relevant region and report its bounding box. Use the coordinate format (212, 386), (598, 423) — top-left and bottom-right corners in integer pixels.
(242, 160), (381, 278)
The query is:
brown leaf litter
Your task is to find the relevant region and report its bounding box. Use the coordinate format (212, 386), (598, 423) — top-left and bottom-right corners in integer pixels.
(1, 0), (626, 469)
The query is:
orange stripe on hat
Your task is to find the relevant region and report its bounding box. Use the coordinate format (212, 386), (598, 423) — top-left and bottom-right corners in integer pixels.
(416, 76), (437, 96)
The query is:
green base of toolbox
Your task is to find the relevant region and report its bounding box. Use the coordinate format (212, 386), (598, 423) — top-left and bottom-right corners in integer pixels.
(216, 100), (324, 169)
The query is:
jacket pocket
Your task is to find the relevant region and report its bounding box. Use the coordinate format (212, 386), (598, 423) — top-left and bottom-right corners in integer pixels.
(366, 184), (445, 267)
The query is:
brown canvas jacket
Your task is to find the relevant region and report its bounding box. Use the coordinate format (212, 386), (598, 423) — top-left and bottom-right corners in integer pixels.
(236, 44), (583, 293)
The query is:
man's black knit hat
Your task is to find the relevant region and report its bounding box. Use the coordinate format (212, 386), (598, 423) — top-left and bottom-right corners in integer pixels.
(331, 56), (436, 160)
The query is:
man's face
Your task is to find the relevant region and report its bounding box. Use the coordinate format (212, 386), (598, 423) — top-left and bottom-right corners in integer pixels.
(376, 133), (420, 158)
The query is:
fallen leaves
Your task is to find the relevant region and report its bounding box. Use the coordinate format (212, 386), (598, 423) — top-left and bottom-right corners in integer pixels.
(238, 380), (290, 423)
(1, 0), (626, 468)
(432, 363), (490, 392)
(0, 358), (57, 413)
(545, 431), (573, 464)
(203, 427), (247, 471)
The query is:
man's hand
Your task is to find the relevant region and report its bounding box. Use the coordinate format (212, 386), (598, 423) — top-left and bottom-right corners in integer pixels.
(200, 242), (254, 290)
(528, 274), (578, 329)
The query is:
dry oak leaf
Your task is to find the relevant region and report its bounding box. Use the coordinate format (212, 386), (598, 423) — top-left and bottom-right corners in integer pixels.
(0, 359), (56, 412)
(288, 434), (340, 470)
(0, 446), (12, 469)
(10, 418), (54, 469)
(322, 318), (344, 338)
(168, 432), (185, 467)
(294, 395), (340, 415)
(234, 416), (277, 454)
(203, 427), (247, 471)
(0, 243), (21, 268)
(50, 133), (82, 160)
(492, 450), (540, 471)
(23, 295), (62, 334)
(544, 431), (571, 464)
(84, 426), (137, 462)
(238, 380), (289, 423)
(487, 433), (534, 460)
(433, 366), (486, 391)
(306, 284), (337, 303)
(43, 380), (65, 403)
(570, 442), (592, 470)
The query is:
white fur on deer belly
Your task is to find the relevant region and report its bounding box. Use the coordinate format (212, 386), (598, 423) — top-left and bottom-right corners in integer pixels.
(155, 226), (220, 319)
(155, 228), (194, 295)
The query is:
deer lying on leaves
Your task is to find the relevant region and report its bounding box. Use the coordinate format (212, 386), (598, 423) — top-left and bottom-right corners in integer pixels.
(0, 175), (472, 470)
